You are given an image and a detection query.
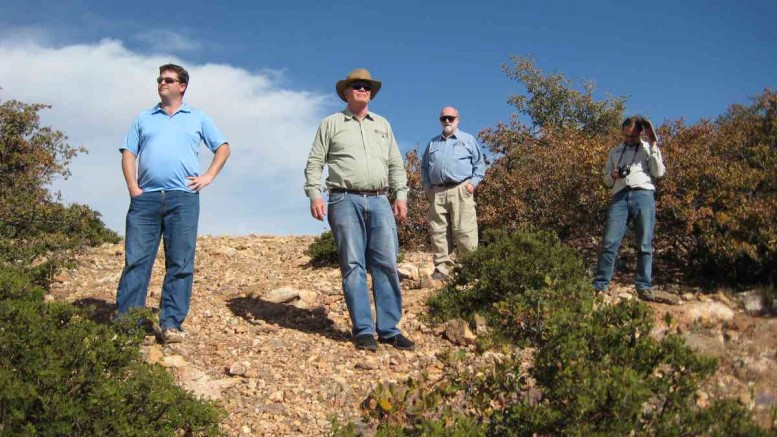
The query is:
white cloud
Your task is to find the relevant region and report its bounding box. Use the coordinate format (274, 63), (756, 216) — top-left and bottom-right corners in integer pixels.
(0, 37), (335, 236)
(133, 30), (202, 54)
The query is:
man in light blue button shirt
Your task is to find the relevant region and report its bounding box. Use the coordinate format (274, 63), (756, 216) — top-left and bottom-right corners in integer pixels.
(421, 106), (485, 280)
(116, 64), (231, 343)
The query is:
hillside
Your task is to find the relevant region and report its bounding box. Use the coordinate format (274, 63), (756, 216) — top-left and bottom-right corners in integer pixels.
(49, 235), (776, 436)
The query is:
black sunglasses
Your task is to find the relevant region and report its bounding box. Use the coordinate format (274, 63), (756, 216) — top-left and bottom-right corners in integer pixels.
(439, 115), (457, 123)
(156, 77), (181, 84)
(350, 82), (372, 92)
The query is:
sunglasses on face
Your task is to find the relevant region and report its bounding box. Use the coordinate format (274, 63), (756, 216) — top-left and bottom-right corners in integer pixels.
(350, 82), (372, 92)
(156, 77), (181, 84)
(439, 115), (457, 123)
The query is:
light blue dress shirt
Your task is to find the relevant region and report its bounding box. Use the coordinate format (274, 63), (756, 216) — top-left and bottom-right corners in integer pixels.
(421, 129), (486, 190)
(120, 103), (228, 192)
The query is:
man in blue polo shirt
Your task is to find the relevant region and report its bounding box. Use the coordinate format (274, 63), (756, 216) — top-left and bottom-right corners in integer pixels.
(116, 64), (231, 343)
(421, 106), (485, 281)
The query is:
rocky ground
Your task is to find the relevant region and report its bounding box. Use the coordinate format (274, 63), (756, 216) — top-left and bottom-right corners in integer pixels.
(49, 236), (776, 435)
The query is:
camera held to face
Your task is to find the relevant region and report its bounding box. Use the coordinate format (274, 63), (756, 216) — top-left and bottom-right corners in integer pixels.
(617, 165), (630, 179)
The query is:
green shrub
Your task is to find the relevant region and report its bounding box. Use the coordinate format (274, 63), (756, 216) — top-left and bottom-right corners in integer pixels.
(0, 296), (223, 436)
(428, 229), (595, 344)
(0, 96), (119, 286)
(307, 230), (339, 267)
(348, 228), (764, 435)
(0, 266), (45, 301)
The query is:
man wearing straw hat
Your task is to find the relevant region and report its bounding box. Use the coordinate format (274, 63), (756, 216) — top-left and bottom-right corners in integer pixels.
(304, 68), (414, 352)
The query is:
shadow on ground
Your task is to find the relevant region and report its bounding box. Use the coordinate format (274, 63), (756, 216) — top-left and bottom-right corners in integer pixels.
(227, 297), (351, 342)
(72, 297), (116, 324)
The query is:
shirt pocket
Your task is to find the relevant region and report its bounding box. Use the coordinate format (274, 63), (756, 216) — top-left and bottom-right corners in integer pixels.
(373, 128), (391, 151)
(427, 144), (442, 163)
(453, 141), (470, 159)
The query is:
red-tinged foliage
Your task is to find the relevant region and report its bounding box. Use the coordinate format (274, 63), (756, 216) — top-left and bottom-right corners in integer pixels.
(397, 148), (431, 250)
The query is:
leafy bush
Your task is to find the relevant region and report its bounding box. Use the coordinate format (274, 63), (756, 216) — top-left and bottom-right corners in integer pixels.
(657, 90), (777, 283)
(307, 230), (339, 267)
(397, 149), (430, 250)
(342, 229), (764, 436)
(0, 96), (119, 286)
(0, 290), (223, 436)
(428, 229), (594, 344)
(474, 58), (776, 285)
(0, 266), (45, 302)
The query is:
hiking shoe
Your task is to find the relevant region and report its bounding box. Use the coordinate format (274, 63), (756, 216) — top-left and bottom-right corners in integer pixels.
(355, 334), (378, 352)
(431, 270), (450, 281)
(379, 334), (416, 351)
(162, 328), (185, 344)
(637, 289), (680, 305)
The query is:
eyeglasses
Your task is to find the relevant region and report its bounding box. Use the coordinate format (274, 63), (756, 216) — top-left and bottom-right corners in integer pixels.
(439, 115), (457, 123)
(156, 77), (181, 84)
(350, 82), (372, 92)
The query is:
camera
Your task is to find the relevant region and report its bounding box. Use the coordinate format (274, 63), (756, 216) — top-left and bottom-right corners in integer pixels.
(617, 165), (630, 178)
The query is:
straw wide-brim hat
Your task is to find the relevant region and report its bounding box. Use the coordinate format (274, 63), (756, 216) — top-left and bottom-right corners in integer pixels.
(336, 68), (382, 102)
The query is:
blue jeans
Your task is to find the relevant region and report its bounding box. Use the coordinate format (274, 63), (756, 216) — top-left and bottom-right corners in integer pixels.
(593, 189), (655, 291)
(327, 192), (402, 339)
(116, 190), (199, 330)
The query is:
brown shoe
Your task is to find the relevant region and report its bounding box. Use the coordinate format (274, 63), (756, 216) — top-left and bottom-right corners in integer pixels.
(162, 328), (185, 344)
(637, 289), (680, 305)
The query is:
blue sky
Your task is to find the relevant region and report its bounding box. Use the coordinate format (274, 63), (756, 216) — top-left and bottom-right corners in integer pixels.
(1, 0), (774, 236)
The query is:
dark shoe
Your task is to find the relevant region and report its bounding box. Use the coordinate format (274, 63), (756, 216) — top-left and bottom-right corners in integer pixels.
(355, 334), (378, 352)
(379, 334), (415, 351)
(431, 270), (450, 281)
(637, 289), (680, 305)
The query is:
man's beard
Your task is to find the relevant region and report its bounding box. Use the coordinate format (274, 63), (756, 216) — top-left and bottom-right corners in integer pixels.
(443, 125), (455, 135)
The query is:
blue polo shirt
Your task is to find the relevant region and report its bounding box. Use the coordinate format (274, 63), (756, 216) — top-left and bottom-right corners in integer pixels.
(120, 103), (228, 192)
(421, 129), (486, 190)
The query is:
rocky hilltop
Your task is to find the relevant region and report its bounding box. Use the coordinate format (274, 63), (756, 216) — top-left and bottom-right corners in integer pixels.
(49, 236), (776, 435)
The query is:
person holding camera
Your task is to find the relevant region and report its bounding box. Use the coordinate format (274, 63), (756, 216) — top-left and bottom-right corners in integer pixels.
(592, 115), (677, 304)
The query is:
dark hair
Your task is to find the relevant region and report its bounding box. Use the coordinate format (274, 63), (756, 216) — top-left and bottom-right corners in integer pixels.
(622, 115), (644, 132)
(159, 63), (189, 85)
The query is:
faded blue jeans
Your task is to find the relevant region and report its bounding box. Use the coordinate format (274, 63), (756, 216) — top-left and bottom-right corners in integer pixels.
(327, 192), (403, 339)
(593, 188), (656, 292)
(116, 190), (199, 330)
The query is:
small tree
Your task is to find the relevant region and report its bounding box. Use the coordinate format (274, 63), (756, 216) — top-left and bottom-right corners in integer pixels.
(502, 56), (626, 138)
(397, 149), (430, 250)
(0, 95), (118, 283)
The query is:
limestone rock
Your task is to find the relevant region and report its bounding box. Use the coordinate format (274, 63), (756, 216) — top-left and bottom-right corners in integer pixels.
(397, 263), (420, 281)
(160, 355), (189, 369)
(682, 332), (727, 358)
(739, 291), (764, 315)
(444, 318), (476, 345)
(261, 287), (301, 304)
(683, 301), (735, 325)
(227, 361), (248, 376)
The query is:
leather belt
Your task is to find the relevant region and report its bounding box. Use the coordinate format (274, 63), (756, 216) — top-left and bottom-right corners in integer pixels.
(330, 188), (388, 196)
(433, 178), (470, 189)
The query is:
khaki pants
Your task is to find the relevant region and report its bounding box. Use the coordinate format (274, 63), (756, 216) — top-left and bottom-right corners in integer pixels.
(427, 181), (478, 275)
